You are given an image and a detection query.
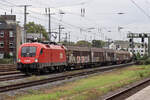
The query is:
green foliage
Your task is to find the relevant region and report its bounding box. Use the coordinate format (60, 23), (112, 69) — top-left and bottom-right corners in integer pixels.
(92, 40), (105, 48)
(4, 53), (12, 58)
(59, 41), (75, 46)
(135, 53), (150, 65)
(0, 58), (13, 64)
(26, 22), (48, 40)
(16, 65), (150, 100)
(144, 58), (150, 65)
(76, 40), (92, 47)
(140, 54), (149, 60)
(135, 52), (141, 60)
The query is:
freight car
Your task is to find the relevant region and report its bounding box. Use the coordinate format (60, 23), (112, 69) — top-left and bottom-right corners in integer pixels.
(17, 42), (132, 74)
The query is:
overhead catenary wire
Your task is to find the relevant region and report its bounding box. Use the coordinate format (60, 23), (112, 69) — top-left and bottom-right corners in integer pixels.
(0, 0), (103, 41)
(130, 0), (150, 20)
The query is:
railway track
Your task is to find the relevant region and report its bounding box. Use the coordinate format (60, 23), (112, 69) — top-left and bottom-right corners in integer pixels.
(0, 66), (17, 72)
(104, 75), (150, 100)
(0, 63), (133, 93)
(0, 71), (21, 76)
(0, 68), (17, 72)
(0, 69), (17, 72)
(0, 74), (27, 82)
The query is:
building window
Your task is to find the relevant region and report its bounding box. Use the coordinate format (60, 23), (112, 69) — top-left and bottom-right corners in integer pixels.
(9, 31), (13, 37)
(0, 42), (4, 48)
(0, 52), (4, 59)
(9, 52), (13, 56)
(141, 50), (143, 52)
(9, 42), (14, 48)
(0, 31), (4, 37)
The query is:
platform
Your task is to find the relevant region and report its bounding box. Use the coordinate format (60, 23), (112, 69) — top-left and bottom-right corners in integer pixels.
(126, 85), (150, 100)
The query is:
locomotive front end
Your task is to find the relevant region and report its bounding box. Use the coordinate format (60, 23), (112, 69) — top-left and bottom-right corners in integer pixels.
(17, 43), (40, 74)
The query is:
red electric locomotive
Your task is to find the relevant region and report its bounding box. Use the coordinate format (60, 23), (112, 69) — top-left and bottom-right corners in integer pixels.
(17, 42), (67, 74)
(17, 42), (132, 74)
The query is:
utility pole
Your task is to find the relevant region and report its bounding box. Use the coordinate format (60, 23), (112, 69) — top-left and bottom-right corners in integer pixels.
(58, 10), (65, 43)
(65, 33), (68, 42)
(45, 8), (54, 42)
(58, 25), (61, 42)
(131, 33), (134, 55)
(58, 25), (64, 42)
(69, 33), (70, 45)
(48, 8), (51, 42)
(107, 38), (111, 49)
(19, 5), (31, 43)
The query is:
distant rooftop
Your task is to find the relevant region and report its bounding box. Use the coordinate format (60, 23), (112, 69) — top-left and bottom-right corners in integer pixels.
(27, 33), (43, 39)
(1, 15), (16, 21)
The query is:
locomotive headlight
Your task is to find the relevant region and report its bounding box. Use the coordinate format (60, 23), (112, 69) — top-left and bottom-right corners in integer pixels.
(18, 59), (21, 62)
(35, 58), (38, 62)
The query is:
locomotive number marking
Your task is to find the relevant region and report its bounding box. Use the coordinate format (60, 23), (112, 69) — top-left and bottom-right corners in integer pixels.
(24, 60), (31, 63)
(60, 53), (63, 59)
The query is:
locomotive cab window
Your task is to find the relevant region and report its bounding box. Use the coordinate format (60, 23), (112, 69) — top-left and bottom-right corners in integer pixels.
(21, 46), (37, 57)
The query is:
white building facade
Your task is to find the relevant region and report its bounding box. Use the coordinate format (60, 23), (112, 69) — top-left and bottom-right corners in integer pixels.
(109, 41), (148, 56)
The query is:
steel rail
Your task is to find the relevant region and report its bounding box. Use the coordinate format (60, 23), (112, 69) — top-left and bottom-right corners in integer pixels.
(0, 63), (134, 93)
(0, 75), (27, 82)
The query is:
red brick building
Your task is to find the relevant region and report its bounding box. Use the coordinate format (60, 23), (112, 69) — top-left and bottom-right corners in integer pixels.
(0, 15), (21, 60)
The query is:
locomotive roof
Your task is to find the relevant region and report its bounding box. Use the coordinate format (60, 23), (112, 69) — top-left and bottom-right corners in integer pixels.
(21, 42), (65, 50)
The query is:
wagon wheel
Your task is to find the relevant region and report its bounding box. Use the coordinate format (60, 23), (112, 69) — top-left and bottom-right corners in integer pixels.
(66, 66), (71, 71)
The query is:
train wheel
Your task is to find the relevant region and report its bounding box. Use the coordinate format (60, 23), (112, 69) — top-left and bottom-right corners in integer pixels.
(35, 69), (41, 75)
(58, 66), (64, 72)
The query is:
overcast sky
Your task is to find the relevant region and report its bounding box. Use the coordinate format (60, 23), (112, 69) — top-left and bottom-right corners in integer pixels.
(1, 0), (150, 42)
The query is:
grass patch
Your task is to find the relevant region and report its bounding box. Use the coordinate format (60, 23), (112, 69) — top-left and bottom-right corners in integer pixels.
(14, 65), (150, 100)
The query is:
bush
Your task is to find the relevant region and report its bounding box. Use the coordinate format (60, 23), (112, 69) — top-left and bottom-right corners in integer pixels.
(144, 58), (150, 65)
(136, 60), (145, 65)
(4, 54), (13, 58)
(0, 58), (13, 64)
(140, 54), (149, 60)
(136, 57), (150, 65)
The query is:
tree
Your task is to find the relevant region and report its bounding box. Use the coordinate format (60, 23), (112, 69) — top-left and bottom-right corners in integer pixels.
(92, 40), (105, 48)
(60, 41), (75, 46)
(26, 22), (48, 40)
(76, 40), (92, 47)
(136, 52), (141, 60)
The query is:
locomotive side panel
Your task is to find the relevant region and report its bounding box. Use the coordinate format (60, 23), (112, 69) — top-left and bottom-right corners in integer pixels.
(51, 48), (66, 66)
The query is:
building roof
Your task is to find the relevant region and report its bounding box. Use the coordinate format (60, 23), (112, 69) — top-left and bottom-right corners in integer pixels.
(1, 15), (16, 21)
(113, 40), (129, 48)
(110, 40), (147, 49)
(27, 33), (43, 39)
(0, 15), (16, 30)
